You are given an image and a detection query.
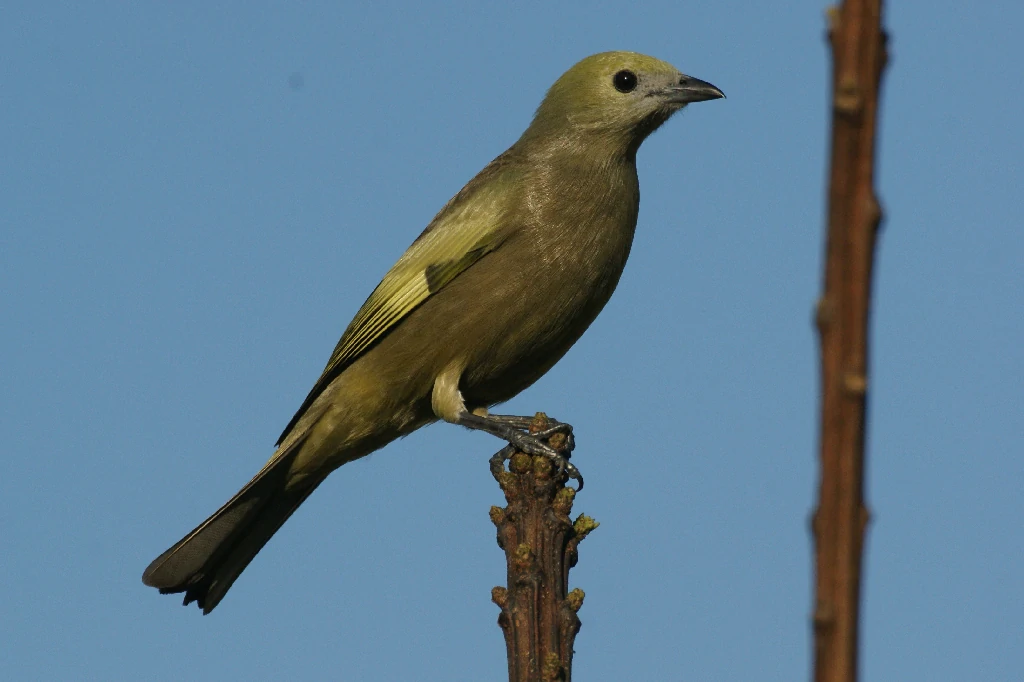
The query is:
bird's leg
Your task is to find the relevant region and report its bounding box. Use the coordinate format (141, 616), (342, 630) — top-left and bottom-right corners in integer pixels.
(458, 411), (582, 489)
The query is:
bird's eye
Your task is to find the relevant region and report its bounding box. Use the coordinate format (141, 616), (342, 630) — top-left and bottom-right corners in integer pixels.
(612, 70), (638, 93)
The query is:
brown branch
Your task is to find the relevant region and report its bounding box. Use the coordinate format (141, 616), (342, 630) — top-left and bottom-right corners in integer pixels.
(489, 413), (598, 682)
(812, 2), (888, 681)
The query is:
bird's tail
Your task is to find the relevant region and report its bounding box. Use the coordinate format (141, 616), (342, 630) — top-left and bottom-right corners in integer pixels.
(142, 434), (324, 614)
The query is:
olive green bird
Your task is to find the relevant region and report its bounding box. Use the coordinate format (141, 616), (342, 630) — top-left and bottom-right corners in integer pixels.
(142, 51), (724, 613)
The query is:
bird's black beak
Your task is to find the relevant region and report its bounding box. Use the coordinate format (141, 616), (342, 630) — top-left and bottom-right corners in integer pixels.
(662, 75), (725, 104)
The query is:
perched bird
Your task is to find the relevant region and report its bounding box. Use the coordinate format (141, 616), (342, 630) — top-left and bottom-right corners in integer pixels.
(142, 51), (724, 613)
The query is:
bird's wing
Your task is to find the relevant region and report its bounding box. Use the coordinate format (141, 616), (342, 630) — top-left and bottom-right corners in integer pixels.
(276, 157), (517, 444)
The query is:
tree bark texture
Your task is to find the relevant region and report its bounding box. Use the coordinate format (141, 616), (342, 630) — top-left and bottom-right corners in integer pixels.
(813, 2), (888, 682)
(489, 413), (597, 682)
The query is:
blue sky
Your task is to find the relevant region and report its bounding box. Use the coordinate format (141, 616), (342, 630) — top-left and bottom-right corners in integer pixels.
(2, 2), (1020, 680)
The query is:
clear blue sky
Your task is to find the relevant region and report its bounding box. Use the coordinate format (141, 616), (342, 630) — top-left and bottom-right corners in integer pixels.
(2, 2), (1020, 680)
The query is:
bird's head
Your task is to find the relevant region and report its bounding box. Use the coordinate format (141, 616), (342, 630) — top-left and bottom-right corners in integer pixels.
(525, 51), (724, 156)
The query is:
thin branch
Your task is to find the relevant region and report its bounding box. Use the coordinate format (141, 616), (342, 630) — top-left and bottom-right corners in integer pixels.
(812, 2), (888, 681)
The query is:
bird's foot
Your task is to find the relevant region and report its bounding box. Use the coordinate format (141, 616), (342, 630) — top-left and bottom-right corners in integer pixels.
(482, 413), (576, 454)
(465, 411), (582, 489)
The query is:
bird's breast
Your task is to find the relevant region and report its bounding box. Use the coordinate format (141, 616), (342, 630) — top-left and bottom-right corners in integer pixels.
(457, 161), (641, 404)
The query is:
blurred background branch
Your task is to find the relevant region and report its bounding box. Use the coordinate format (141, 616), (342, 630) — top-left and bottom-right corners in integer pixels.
(813, 2), (888, 681)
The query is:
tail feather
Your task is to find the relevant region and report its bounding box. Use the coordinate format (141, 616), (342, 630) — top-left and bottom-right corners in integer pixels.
(142, 434), (322, 614)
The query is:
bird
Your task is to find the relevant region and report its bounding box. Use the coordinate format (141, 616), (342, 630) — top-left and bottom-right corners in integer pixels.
(142, 51), (724, 613)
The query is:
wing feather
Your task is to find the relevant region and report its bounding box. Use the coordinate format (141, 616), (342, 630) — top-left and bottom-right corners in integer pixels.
(276, 156), (518, 444)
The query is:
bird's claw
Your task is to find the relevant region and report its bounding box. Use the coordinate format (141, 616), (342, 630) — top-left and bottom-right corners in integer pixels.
(533, 422), (576, 453)
(471, 412), (583, 489)
(559, 459), (584, 490)
(500, 423), (583, 490)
